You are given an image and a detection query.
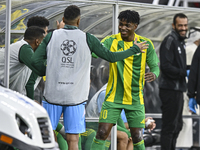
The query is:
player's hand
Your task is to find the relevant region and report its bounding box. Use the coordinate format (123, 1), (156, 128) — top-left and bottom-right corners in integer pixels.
(134, 37), (149, 53)
(145, 117), (156, 131)
(189, 98), (198, 114)
(144, 72), (156, 82)
(56, 20), (65, 29)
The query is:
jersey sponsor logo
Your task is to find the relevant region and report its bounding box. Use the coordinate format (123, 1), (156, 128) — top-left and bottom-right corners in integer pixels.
(61, 57), (73, 63)
(60, 40), (76, 68)
(60, 40), (77, 56)
(140, 119), (145, 124)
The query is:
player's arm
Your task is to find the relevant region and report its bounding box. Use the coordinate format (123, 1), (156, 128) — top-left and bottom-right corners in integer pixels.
(86, 33), (147, 62)
(19, 44), (45, 76)
(31, 32), (52, 76)
(187, 47), (199, 113)
(159, 36), (185, 79)
(187, 46), (200, 98)
(145, 40), (160, 82)
(25, 72), (38, 99)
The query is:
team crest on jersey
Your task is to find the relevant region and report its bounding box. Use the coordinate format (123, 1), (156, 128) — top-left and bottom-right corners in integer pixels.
(60, 40), (77, 56)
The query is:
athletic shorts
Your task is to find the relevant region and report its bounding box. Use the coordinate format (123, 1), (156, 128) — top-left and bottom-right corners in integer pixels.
(99, 101), (145, 128)
(42, 101), (86, 134)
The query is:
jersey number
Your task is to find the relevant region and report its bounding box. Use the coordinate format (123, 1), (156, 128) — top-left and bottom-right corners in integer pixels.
(100, 110), (107, 119)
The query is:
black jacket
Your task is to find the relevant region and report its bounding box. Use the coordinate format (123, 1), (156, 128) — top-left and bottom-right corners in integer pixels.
(159, 29), (187, 92)
(187, 45), (200, 104)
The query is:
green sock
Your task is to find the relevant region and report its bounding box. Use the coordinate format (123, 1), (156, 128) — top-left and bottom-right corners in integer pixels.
(81, 129), (96, 150)
(133, 140), (145, 150)
(78, 134), (82, 150)
(104, 140), (111, 150)
(56, 122), (63, 132)
(55, 130), (68, 150)
(90, 137), (106, 150)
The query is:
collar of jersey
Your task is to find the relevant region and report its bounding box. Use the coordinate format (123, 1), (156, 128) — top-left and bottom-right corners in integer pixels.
(117, 32), (139, 42)
(64, 25), (78, 29)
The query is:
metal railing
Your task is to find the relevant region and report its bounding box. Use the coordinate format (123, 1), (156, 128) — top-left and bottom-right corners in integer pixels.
(153, 0), (200, 7)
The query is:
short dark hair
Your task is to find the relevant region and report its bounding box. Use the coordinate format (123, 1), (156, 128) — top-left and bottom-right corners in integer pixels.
(173, 13), (187, 25)
(27, 16), (49, 28)
(24, 26), (45, 41)
(118, 10), (140, 25)
(64, 5), (80, 20)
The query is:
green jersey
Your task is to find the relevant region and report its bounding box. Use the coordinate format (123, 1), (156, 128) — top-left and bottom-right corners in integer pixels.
(102, 33), (159, 105)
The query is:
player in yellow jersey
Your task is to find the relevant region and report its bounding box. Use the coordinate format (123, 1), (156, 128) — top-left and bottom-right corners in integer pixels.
(91, 10), (159, 150)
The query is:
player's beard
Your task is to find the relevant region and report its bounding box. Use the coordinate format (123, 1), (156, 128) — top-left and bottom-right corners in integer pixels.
(175, 27), (187, 40)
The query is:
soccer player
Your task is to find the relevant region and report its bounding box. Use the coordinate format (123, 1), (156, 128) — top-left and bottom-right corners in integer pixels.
(25, 16), (49, 100)
(31, 5), (148, 150)
(0, 26), (45, 98)
(27, 16), (49, 36)
(90, 10), (159, 150)
(87, 83), (156, 150)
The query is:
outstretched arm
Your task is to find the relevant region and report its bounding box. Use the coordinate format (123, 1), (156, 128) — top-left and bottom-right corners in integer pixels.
(146, 40), (160, 80)
(86, 33), (148, 62)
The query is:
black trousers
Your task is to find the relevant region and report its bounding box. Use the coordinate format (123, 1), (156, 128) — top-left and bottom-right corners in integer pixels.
(159, 89), (184, 150)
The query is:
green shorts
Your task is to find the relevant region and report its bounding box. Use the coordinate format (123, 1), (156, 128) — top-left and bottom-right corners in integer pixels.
(99, 101), (145, 128)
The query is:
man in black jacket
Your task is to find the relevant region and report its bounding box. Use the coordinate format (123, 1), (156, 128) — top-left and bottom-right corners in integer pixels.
(159, 13), (188, 150)
(186, 27), (200, 114)
(187, 45), (200, 113)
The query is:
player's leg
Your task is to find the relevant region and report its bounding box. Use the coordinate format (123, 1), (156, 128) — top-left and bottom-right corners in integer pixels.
(78, 134), (82, 150)
(117, 116), (131, 150)
(130, 127), (145, 150)
(81, 128), (96, 150)
(42, 101), (63, 142)
(117, 130), (128, 150)
(117, 116), (131, 138)
(105, 139), (111, 150)
(90, 101), (122, 150)
(126, 105), (145, 150)
(90, 122), (113, 150)
(127, 138), (133, 150)
(54, 130), (68, 150)
(56, 122), (65, 137)
(63, 103), (86, 150)
(55, 122), (82, 150)
(55, 122), (69, 150)
(65, 134), (79, 150)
